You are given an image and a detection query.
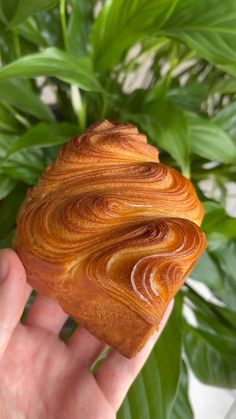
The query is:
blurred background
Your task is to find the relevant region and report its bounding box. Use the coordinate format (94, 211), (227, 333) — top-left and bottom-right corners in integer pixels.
(0, 1), (236, 418)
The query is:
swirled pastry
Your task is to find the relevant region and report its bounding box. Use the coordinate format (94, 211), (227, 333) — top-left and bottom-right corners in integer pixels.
(14, 120), (206, 358)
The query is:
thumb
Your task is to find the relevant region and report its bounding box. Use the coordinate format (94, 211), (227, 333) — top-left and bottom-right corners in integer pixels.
(0, 249), (30, 360)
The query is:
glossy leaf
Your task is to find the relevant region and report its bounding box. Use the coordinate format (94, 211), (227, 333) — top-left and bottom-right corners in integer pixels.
(184, 322), (236, 388)
(202, 201), (236, 240)
(118, 306), (182, 419)
(188, 113), (236, 164)
(91, 0), (178, 71)
(0, 183), (27, 239)
(129, 101), (190, 176)
(170, 361), (193, 419)
(0, 47), (102, 92)
(213, 101), (236, 138)
(9, 0), (58, 28)
(7, 122), (78, 154)
(0, 174), (17, 200)
(0, 132), (45, 184)
(0, 79), (54, 122)
(162, 0), (236, 68)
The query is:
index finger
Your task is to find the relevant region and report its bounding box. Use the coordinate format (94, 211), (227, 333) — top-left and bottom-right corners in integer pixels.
(94, 300), (174, 410)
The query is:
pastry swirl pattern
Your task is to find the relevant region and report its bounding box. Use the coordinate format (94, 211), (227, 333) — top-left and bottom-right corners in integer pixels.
(14, 120), (206, 327)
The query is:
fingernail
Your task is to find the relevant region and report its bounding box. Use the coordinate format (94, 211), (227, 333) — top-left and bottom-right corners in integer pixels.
(0, 250), (9, 283)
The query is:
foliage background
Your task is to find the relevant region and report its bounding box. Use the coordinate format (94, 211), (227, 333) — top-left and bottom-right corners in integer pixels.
(0, 0), (236, 417)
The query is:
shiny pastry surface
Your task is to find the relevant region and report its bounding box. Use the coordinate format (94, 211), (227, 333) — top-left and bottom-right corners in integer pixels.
(14, 120), (206, 357)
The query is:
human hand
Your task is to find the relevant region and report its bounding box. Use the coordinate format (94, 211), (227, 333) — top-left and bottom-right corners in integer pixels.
(0, 249), (173, 419)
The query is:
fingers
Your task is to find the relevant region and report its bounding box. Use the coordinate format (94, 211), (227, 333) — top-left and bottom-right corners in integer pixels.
(24, 295), (69, 334)
(0, 249), (30, 359)
(95, 300), (174, 410)
(67, 325), (107, 368)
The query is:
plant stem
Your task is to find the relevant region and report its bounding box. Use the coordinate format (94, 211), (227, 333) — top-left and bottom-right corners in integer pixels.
(12, 29), (21, 58)
(60, 0), (69, 51)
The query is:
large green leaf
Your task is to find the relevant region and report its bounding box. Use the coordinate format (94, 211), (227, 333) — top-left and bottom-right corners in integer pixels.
(170, 361), (193, 419)
(0, 47), (102, 92)
(118, 306), (182, 419)
(91, 0), (178, 71)
(162, 0), (236, 68)
(68, 0), (94, 56)
(0, 175), (17, 200)
(213, 101), (236, 139)
(9, 0), (58, 28)
(184, 322), (236, 388)
(128, 101), (190, 176)
(187, 113), (236, 164)
(0, 183), (27, 240)
(0, 79), (54, 122)
(202, 201), (236, 241)
(7, 122), (78, 154)
(0, 132), (45, 184)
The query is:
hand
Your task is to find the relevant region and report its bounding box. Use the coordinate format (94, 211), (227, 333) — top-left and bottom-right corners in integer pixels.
(0, 249), (173, 419)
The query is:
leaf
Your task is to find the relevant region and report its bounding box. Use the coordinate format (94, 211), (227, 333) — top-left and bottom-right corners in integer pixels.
(118, 305), (182, 419)
(9, 0), (58, 28)
(0, 174), (17, 200)
(91, 0), (178, 71)
(211, 77), (236, 94)
(202, 201), (236, 240)
(0, 79), (54, 122)
(168, 82), (208, 112)
(0, 132), (45, 184)
(187, 112), (236, 164)
(68, 0), (94, 56)
(213, 101), (236, 138)
(0, 229), (15, 249)
(184, 322), (236, 388)
(0, 183), (27, 239)
(128, 101), (190, 176)
(7, 122), (78, 155)
(170, 361), (193, 419)
(162, 0), (236, 68)
(191, 250), (223, 290)
(0, 47), (102, 92)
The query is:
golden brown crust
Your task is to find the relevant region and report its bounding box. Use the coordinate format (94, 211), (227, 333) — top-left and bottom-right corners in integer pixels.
(14, 120), (206, 357)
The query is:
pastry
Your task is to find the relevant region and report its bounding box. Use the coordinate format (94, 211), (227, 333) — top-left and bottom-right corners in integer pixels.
(14, 120), (206, 358)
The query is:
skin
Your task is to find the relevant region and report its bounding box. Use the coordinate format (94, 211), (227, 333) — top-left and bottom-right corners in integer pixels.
(0, 249), (173, 419)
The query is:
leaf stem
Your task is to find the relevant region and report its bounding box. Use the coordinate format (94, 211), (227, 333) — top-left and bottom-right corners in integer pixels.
(60, 0), (69, 51)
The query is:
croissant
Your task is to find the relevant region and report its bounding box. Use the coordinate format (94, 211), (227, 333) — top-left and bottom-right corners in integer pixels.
(14, 120), (206, 358)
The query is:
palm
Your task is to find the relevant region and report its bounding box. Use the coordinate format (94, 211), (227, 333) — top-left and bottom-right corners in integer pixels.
(0, 250), (172, 419)
(1, 323), (113, 419)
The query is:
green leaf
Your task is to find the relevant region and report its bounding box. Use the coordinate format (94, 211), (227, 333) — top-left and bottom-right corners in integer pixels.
(162, 0), (236, 68)
(0, 229), (15, 249)
(211, 77), (236, 94)
(7, 122), (78, 155)
(213, 101), (236, 138)
(0, 47), (102, 92)
(170, 361), (193, 419)
(68, 0), (94, 56)
(0, 175), (17, 200)
(192, 250), (223, 290)
(202, 201), (236, 240)
(129, 101), (190, 176)
(0, 183), (27, 239)
(0, 132), (45, 184)
(91, 0), (178, 71)
(118, 305), (182, 419)
(187, 113), (236, 164)
(168, 82), (208, 112)
(184, 322), (236, 388)
(0, 79), (54, 122)
(9, 0), (58, 28)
